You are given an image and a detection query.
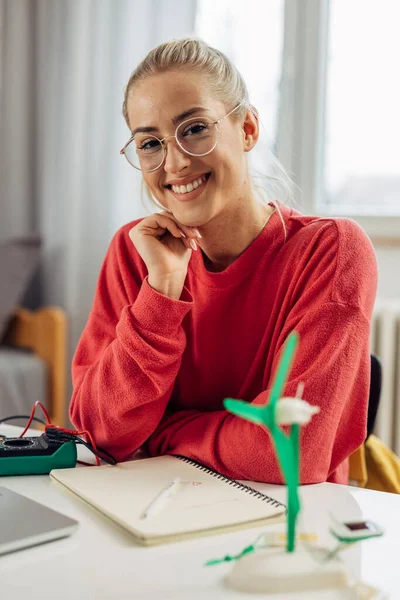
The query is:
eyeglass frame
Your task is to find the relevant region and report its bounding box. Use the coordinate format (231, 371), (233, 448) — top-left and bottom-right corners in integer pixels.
(120, 101), (245, 172)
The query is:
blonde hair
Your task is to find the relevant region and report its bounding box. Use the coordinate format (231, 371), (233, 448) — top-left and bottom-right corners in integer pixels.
(123, 38), (293, 235)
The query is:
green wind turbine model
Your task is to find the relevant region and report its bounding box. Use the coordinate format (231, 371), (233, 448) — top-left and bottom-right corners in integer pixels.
(224, 331), (318, 554)
(211, 332), (383, 596)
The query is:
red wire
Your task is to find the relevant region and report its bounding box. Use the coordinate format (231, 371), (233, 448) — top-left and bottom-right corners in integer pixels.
(19, 401), (101, 465)
(19, 401), (51, 438)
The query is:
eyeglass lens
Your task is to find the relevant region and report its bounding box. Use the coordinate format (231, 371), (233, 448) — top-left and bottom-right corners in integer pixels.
(124, 117), (217, 171)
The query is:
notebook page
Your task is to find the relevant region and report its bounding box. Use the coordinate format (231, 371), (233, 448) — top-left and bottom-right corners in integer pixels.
(50, 455), (285, 540)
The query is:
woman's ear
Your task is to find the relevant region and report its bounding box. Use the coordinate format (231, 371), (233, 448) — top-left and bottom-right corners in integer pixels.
(242, 105), (259, 152)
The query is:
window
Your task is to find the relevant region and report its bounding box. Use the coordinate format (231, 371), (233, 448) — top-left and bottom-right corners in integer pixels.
(196, 0), (400, 227)
(324, 0), (400, 216)
(195, 0), (285, 179)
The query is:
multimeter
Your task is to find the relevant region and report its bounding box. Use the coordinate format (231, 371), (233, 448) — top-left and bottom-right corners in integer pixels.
(0, 433), (77, 476)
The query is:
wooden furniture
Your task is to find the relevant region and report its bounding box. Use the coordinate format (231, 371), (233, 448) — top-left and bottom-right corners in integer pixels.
(3, 307), (67, 426)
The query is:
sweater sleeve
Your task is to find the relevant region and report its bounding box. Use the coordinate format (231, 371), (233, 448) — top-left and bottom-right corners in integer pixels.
(69, 226), (193, 461)
(145, 302), (371, 484)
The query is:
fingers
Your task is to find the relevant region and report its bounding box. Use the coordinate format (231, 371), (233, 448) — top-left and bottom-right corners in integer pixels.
(159, 211), (202, 250)
(137, 213), (201, 251)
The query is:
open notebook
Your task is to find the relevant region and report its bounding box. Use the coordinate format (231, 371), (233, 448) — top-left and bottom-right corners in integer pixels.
(50, 455), (286, 546)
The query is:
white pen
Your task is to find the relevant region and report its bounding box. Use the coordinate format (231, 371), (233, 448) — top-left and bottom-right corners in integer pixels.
(141, 477), (181, 519)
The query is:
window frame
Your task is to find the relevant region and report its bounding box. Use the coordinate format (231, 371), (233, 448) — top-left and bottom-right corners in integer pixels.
(276, 0), (400, 241)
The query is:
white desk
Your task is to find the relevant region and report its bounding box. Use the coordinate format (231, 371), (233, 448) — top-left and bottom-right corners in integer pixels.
(0, 424), (398, 599)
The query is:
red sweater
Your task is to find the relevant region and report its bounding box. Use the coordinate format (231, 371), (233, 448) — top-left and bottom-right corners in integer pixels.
(70, 202), (377, 484)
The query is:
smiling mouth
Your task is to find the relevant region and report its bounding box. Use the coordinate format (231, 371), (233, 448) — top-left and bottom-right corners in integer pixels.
(166, 173), (211, 195)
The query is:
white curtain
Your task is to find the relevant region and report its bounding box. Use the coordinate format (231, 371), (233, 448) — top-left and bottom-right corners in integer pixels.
(0, 0), (196, 391)
(0, 0), (37, 241)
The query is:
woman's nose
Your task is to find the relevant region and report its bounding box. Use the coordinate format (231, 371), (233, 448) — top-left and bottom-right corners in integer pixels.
(163, 138), (191, 173)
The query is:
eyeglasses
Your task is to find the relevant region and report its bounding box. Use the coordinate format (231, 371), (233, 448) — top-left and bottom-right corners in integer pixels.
(120, 102), (244, 172)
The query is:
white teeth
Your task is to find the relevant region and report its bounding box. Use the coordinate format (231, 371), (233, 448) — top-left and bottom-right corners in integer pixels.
(171, 175), (208, 194)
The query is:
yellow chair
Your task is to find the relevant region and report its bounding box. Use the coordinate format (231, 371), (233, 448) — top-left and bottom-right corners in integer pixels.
(349, 355), (400, 493)
(4, 307), (67, 427)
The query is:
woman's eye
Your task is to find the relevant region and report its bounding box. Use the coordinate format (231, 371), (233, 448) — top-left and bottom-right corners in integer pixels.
(183, 122), (209, 136)
(138, 139), (161, 151)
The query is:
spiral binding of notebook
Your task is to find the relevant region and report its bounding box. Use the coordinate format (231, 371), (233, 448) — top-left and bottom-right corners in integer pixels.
(175, 455), (287, 511)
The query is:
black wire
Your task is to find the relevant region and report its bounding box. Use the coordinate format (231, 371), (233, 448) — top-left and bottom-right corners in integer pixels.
(45, 427), (117, 465)
(0, 415), (47, 425)
(91, 443), (118, 463)
(76, 438), (117, 465)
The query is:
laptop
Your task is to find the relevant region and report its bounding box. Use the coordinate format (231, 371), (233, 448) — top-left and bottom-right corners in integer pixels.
(0, 486), (79, 555)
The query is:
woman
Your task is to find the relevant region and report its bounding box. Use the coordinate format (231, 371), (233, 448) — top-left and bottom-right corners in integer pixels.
(70, 38), (377, 484)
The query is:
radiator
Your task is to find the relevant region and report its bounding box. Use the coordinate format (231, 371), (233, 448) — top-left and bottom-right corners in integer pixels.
(371, 301), (400, 456)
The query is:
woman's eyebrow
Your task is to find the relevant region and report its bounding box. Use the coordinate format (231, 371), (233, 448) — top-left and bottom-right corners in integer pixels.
(172, 106), (210, 124)
(131, 106), (210, 136)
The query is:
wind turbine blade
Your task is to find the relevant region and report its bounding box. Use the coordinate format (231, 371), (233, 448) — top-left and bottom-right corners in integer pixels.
(224, 398), (266, 425)
(269, 331), (299, 410)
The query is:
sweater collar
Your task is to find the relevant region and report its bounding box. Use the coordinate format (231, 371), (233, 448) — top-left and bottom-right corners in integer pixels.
(188, 201), (290, 289)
